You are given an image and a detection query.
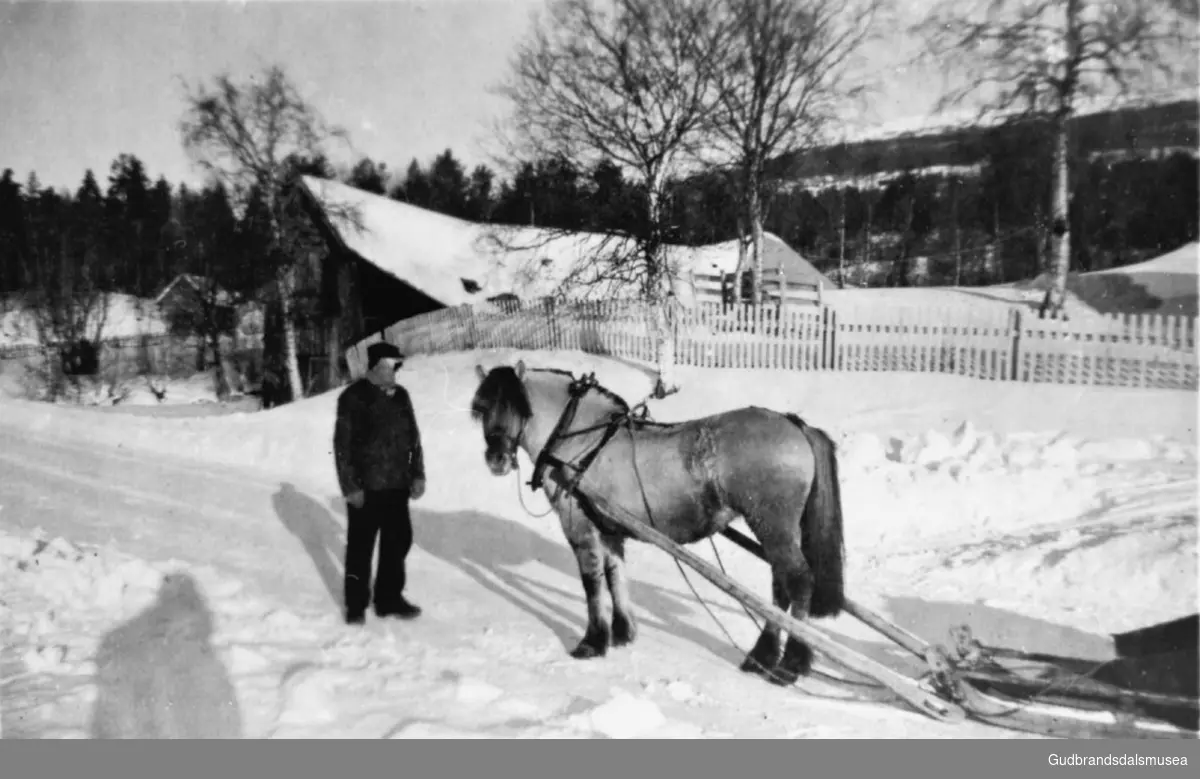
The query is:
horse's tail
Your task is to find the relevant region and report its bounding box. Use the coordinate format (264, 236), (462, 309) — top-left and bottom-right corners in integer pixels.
(786, 413), (845, 619)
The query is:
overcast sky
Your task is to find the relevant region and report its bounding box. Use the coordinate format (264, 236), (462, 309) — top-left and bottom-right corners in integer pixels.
(0, 0), (1022, 193)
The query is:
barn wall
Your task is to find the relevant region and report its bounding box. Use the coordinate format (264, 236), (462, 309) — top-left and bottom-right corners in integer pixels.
(259, 181), (453, 404)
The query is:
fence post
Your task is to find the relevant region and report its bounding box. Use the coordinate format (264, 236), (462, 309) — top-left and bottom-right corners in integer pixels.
(546, 296), (561, 349)
(1009, 307), (1023, 382)
(821, 305), (836, 371)
(776, 267), (786, 339)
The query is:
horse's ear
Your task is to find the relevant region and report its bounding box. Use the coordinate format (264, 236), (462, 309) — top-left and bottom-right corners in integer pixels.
(475, 364), (487, 382)
(515, 360), (525, 379)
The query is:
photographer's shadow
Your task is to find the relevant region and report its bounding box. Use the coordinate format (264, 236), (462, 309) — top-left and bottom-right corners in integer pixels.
(90, 572), (242, 738)
(272, 482), (345, 611)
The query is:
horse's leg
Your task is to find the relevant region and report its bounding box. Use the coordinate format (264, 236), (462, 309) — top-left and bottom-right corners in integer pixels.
(767, 534), (817, 686)
(742, 508), (817, 686)
(600, 533), (637, 647)
(567, 530), (613, 659)
(738, 570), (788, 678)
(549, 489), (613, 659)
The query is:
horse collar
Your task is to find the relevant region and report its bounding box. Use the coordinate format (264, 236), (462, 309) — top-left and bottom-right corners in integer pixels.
(569, 372), (599, 397)
(527, 373), (599, 493)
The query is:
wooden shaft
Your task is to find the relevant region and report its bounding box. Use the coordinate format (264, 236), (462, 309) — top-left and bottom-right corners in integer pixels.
(566, 480), (965, 721)
(720, 527), (935, 661)
(960, 667), (1199, 712)
(719, 528), (1198, 726)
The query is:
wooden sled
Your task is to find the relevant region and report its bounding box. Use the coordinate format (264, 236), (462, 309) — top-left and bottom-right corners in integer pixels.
(566, 476), (1199, 740)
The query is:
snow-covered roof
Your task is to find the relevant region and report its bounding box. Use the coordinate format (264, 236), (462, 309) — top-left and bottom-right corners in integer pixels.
(682, 233), (836, 288)
(299, 176), (832, 307)
(155, 274), (236, 308)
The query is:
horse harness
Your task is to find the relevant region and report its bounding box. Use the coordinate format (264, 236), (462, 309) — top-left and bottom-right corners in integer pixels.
(525, 372), (661, 500)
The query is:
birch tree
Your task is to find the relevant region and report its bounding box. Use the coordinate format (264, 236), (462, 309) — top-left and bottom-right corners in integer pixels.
(497, 0), (728, 397)
(179, 65), (349, 401)
(710, 0), (880, 305)
(913, 0), (1198, 318)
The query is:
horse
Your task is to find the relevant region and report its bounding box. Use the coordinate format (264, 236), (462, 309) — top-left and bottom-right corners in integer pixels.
(469, 360), (846, 686)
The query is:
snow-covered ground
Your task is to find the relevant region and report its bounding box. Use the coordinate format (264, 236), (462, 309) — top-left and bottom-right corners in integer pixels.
(1006, 242), (1200, 318)
(1, 347), (1195, 739)
(0, 293), (169, 349)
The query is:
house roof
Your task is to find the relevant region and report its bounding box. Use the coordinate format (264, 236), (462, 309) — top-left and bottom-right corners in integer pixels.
(681, 233), (837, 288)
(298, 176), (832, 308)
(155, 273), (235, 307)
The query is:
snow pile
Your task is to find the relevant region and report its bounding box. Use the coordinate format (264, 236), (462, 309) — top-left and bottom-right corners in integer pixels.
(566, 688), (668, 738)
(2, 530), (169, 676)
(842, 421), (1193, 519)
(1, 524), (318, 738)
(838, 427), (1198, 638)
(911, 512), (1197, 636)
(833, 424), (1173, 556)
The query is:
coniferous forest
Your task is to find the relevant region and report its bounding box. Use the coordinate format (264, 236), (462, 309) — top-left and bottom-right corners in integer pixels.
(1, 97), (1195, 402)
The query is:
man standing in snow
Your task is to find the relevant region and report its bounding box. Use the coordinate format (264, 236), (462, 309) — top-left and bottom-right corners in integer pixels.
(333, 342), (426, 625)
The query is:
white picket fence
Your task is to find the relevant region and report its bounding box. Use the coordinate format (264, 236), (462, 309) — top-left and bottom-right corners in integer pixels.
(345, 296), (1198, 391)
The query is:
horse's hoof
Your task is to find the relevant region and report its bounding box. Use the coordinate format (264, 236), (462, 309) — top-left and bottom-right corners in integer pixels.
(739, 656), (777, 678)
(771, 651), (813, 686)
(570, 641), (607, 659)
(612, 618), (637, 647)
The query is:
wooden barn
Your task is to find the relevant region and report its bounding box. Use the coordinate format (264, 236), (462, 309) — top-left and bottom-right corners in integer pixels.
(261, 175), (494, 402)
(264, 174), (842, 403)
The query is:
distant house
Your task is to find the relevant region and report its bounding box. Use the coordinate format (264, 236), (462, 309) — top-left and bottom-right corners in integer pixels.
(155, 274), (235, 334)
(682, 233), (836, 303)
(155, 272), (263, 347)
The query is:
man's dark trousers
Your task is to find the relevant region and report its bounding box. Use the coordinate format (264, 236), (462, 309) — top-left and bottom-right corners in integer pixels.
(344, 489), (413, 619)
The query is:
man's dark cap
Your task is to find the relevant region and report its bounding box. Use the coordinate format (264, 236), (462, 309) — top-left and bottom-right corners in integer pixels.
(367, 342), (405, 368)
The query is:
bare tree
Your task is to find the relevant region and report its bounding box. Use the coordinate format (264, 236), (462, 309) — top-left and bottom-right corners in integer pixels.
(179, 64), (354, 402)
(15, 179), (115, 402)
(21, 231), (113, 402)
(709, 0), (880, 305)
(913, 0), (1198, 318)
(496, 0), (728, 397)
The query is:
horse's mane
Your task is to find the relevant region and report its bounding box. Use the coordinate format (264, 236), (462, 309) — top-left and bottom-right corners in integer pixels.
(528, 367), (631, 412)
(470, 365), (630, 423)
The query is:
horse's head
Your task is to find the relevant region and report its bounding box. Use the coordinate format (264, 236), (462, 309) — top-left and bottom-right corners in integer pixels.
(470, 360), (534, 476)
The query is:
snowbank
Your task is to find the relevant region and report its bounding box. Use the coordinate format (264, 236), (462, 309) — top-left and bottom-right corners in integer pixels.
(1011, 242), (1199, 317)
(3, 348), (1192, 478)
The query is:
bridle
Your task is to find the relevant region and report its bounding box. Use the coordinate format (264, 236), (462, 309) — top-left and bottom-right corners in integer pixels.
(483, 415), (526, 473)
(482, 371), (639, 499)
